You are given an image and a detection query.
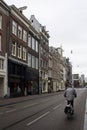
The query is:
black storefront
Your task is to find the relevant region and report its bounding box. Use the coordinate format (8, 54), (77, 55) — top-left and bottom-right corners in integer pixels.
(8, 60), (27, 97)
(26, 67), (39, 95)
(8, 60), (39, 97)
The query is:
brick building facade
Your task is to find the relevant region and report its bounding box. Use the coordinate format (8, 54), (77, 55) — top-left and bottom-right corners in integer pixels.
(0, 0), (72, 97)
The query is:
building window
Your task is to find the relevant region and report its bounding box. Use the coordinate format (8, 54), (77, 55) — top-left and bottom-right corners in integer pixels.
(18, 25), (22, 39)
(32, 37), (35, 50)
(17, 45), (22, 58)
(28, 53), (31, 67)
(23, 47), (26, 60)
(36, 40), (39, 52)
(0, 59), (4, 70)
(28, 34), (31, 47)
(0, 15), (2, 29)
(0, 35), (1, 51)
(36, 58), (38, 69)
(32, 56), (35, 68)
(23, 30), (27, 42)
(12, 20), (17, 35)
(11, 41), (16, 56)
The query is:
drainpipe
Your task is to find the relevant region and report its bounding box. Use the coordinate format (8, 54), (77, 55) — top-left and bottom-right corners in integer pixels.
(5, 13), (11, 97)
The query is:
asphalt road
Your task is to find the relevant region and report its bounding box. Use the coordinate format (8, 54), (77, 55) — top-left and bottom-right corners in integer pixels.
(0, 88), (87, 130)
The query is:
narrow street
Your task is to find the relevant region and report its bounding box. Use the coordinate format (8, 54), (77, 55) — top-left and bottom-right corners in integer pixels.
(0, 88), (87, 130)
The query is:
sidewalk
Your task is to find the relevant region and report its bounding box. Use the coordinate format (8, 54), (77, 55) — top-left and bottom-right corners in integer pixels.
(0, 92), (61, 107)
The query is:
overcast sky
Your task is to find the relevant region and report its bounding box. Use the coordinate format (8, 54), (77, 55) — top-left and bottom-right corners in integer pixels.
(5, 0), (87, 77)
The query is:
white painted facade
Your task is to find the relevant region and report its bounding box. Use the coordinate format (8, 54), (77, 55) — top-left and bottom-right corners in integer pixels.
(30, 15), (49, 93)
(0, 53), (8, 97)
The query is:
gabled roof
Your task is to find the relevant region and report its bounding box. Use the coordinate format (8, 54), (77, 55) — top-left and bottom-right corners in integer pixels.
(10, 5), (40, 39)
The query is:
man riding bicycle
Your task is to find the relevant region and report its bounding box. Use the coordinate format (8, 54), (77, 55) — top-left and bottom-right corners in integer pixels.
(64, 84), (77, 108)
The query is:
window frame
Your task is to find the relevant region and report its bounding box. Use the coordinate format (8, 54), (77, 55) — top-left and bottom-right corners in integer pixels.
(32, 37), (35, 50)
(0, 35), (1, 51)
(18, 25), (22, 39)
(28, 34), (31, 47)
(0, 15), (2, 29)
(11, 41), (17, 56)
(23, 47), (26, 60)
(0, 59), (4, 70)
(17, 45), (22, 59)
(36, 57), (39, 69)
(28, 53), (32, 67)
(32, 55), (35, 68)
(23, 30), (27, 42)
(36, 40), (39, 52)
(12, 20), (17, 36)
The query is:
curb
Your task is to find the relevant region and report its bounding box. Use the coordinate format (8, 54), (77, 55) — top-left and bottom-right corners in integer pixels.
(0, 92), (63, 107)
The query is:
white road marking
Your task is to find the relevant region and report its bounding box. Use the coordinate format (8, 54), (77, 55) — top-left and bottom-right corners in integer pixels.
(27, 111), (50, 126)
(23, 103), (38, 108)
(53, 104), (62, 110)
(84, 99), (87, 130)
(6, 109), (16, 113)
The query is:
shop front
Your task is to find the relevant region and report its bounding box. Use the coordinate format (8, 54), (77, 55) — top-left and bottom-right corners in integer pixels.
(8, 60), (27, 97)
(26, 68), (39, 95)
